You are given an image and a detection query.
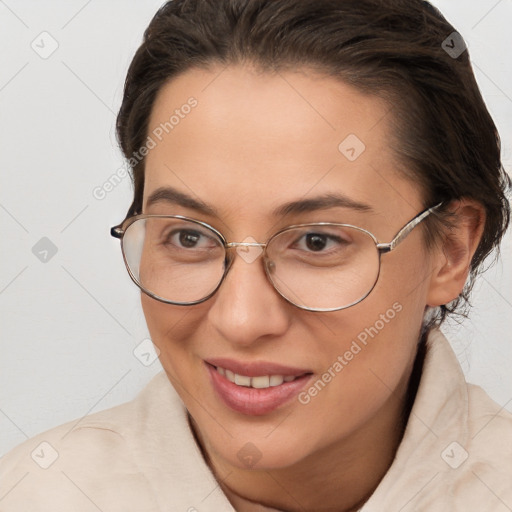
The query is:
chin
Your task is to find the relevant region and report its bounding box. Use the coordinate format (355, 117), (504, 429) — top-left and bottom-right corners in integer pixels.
(198, 418), (318, 471)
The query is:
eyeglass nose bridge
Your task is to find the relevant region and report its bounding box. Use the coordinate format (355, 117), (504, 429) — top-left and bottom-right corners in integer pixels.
(224, 241), (269, 263)
(225, 241), (267, 249)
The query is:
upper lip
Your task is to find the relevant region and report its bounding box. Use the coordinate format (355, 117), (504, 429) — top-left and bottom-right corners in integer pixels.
(205, 357), (313, 377)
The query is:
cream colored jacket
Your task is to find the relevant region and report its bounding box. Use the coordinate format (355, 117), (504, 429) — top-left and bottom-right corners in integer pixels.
(1, 330), (511, 511)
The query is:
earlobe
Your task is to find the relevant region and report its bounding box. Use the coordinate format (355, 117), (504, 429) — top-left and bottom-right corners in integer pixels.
(426, 199), (486, 307)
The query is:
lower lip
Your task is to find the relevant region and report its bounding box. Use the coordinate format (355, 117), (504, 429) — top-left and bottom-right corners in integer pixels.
(206, 363), (313, 416)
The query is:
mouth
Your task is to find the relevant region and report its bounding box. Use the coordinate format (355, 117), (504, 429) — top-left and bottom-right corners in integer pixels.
(204, 359), (314, 416)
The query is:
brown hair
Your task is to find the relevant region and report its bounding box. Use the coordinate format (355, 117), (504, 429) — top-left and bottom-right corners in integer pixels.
(115, 0), (510, 328)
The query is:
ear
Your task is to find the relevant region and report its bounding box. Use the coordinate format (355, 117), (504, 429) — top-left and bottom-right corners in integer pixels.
(426, 199), (486, 307)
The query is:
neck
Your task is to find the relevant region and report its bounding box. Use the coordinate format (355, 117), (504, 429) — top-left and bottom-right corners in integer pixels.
(190, 335), (427, 512)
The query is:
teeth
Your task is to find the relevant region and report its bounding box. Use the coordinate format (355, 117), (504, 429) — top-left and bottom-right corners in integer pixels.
(251, 376), (270, 388)
(234, 374), (251, 387)
(216, 366), (299, 389)
(269, 375), (284, 386)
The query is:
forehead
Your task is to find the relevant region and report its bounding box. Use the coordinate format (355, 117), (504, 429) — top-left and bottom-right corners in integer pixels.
(143, 64), (420, 227)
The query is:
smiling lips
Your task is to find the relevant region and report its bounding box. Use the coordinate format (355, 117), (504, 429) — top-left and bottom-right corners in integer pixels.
(205, 358), (313, 415)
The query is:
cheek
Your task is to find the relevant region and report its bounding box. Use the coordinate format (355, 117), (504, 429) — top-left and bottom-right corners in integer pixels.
(140, 294), (200, 372)
(289, 303), (418, 457)
(303, 250), (430, 427)
(141, 295), (216, 414)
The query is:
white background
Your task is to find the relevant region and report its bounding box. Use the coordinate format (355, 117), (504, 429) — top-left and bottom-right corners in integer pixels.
(0, 0), (511, 457)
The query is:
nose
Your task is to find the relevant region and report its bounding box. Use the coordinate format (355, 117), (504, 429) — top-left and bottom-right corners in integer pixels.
(206, 247), (291, 347)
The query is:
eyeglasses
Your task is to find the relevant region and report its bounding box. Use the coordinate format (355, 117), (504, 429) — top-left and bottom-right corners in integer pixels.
(110, 203), (443, 312)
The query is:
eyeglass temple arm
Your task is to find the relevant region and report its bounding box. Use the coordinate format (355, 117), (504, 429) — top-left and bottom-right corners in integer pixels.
(376, 202), (443, 254)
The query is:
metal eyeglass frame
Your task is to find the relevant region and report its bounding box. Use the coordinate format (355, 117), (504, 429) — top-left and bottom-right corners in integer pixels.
(110, 202), (443, 312)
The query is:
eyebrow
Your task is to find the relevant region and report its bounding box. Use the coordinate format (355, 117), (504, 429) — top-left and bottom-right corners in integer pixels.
(145, 186), (373, 217)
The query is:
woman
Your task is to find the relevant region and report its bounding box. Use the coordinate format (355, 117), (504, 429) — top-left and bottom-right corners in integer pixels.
(1, 0), (511, 510)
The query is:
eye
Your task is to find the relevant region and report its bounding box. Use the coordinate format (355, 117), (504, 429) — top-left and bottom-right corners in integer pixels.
(293, 231), (350, 253)
(166, 228), (219, 250)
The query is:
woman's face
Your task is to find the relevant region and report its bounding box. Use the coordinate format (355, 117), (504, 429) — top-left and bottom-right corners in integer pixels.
(141, 65), (436, 470)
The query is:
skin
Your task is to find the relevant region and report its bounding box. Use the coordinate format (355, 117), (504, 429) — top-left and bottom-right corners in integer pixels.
(140, 64), (485, 512)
